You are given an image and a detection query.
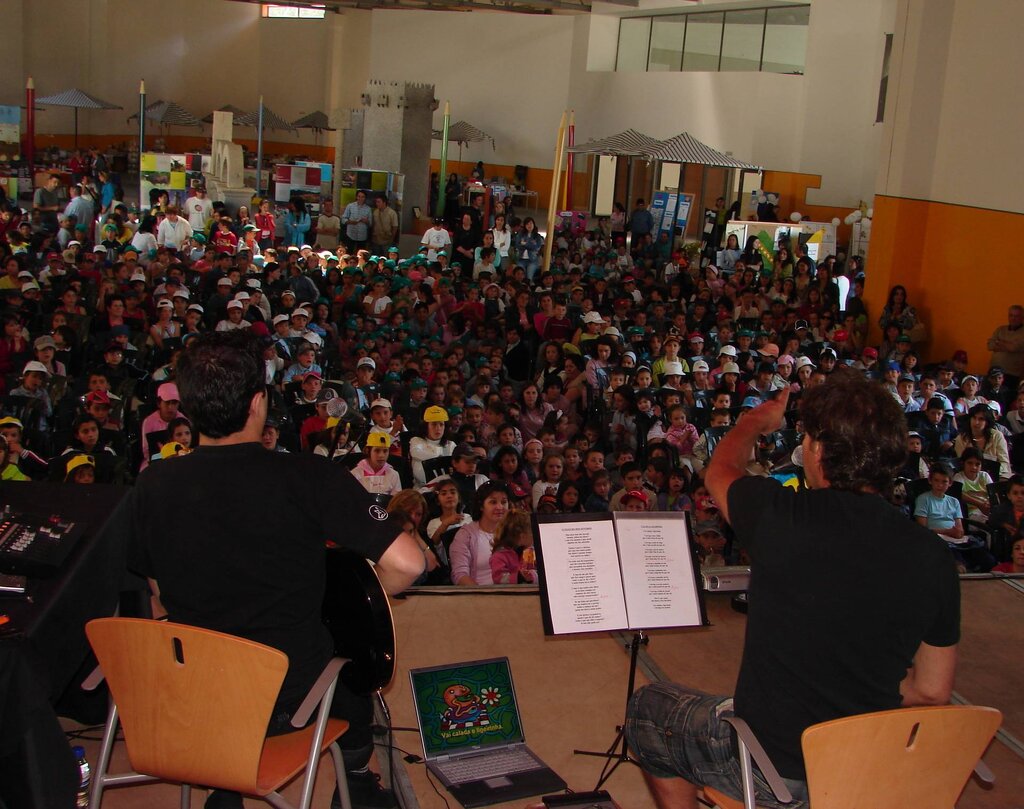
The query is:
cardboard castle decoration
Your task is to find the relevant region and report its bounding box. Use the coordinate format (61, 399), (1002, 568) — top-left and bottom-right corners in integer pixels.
(205, 110), (251, 212)
(341, 80), (437, 233)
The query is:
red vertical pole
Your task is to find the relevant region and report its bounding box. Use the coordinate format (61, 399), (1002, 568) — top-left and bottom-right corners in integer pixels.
(25, 76), (35, 180)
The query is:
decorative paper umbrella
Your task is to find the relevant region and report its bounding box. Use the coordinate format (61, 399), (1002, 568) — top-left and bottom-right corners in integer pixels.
(431, 120), (495, 164)
(128, 100), (203, 128)
(202, 104), (251, 124)
(235, 106), (295, 131)
(35, 88), (122, 147)
(292, 110), (334, 131)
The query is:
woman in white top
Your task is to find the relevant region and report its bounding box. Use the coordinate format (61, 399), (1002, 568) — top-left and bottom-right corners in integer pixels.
(149, 300), (181, 350)
(409, 406), (456, 486)
(130, 216), (159, 263)
(491, 213), (512, 270)
(449, 481), (509, 585)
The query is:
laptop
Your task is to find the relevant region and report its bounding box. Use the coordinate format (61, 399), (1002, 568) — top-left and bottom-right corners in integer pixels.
(410, 657), (567, 808)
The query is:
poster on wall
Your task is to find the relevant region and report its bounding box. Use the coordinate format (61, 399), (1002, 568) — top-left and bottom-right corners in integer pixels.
(139, 152), (189, 210)
(556, 211), (587, 238)
(0, 105), (21, 162)
(651, 191), (694, 239)
(274, 164), (323, 205)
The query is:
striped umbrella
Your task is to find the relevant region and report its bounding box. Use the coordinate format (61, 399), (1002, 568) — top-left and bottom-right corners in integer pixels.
(431, 120), (495, 165)
(292, 110), (334, 131)
(235, 106), (295, 131)
(35, 88), (122, 147)
(128, 100), (203, 128)
(567, 129), (659, 156)
(642, 132), (761, 170)
(202, 104), (251, 124)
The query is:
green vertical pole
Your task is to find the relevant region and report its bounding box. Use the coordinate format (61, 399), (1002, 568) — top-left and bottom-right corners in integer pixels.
(437, 101), (451, 220)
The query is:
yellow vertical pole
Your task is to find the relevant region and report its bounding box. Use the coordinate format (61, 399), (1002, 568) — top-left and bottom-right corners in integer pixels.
(542, 111), (567, 274)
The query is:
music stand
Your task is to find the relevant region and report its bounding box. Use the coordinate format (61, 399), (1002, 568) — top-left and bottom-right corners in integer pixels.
(532, 512), (707, 790)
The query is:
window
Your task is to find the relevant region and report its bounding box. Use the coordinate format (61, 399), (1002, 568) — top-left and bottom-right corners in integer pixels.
(262, 4), (326, 19)
(876, 32), (894, 122)
(762, 6), (810, 74)
(614, 4), (809, 75)
(648, 15), (686, 72)
(616, 17), (652, 72)
(721, 9), (766, 72)
(682, 12), (723, 72)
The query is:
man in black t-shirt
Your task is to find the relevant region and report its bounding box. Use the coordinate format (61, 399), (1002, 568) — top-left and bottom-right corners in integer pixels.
(625, 371), (960, 809)
(127, 330), (424, 809)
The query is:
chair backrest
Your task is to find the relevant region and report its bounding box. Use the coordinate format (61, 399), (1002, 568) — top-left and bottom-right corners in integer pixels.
(86, 617), (289, 793)
(801, 705), (1002, 809)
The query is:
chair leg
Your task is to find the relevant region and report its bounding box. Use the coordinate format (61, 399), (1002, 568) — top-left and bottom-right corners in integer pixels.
(89, 701), (119, 809)
(330, 743), (352, 809)
(180, 783), (191, 809)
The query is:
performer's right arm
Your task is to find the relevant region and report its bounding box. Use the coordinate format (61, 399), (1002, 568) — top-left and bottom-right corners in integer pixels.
(900, 642), (957, 706)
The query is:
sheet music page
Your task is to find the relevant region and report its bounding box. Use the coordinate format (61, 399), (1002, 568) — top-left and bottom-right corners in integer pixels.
(536, 517), (628, 635)
(613, 513), (703, 629)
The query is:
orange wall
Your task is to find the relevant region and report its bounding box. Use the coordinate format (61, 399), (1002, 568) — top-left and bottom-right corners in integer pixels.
(429, 158), (592, 217)
(761, 170), (856, 245)
(863, 194), (1024, 366)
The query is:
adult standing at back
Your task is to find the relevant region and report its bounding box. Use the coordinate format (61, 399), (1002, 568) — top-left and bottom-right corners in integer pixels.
(185, 186), (213, 233)
(988, 304), (1024, 389)
(341, 189), (372, 254)
(370, 195), (399, 256)
(628, 198), (653, 250)
(625, 371), (959, 809)
(314, 199), (340, 251)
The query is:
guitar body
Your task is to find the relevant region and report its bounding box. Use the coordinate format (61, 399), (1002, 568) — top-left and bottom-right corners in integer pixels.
(322, 547), (396, 695)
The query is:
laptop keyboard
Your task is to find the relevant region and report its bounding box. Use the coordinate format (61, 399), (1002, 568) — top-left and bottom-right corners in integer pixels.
(434, 748), (539, 782)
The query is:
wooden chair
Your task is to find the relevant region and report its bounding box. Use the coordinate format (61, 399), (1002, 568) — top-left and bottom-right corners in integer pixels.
(84, 617), (353, 809)
(702, 705), (1001, 809)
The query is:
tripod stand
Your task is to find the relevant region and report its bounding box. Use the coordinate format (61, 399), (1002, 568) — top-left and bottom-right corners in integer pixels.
(573, 630), (649, 789)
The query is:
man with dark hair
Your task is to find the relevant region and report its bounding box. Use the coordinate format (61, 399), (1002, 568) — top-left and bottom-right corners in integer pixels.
(126, 330), (424, 809)
(625, 372), (960, 809)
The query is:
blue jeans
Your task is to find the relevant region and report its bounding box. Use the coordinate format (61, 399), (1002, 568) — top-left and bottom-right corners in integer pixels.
(625, 684), (809, 809)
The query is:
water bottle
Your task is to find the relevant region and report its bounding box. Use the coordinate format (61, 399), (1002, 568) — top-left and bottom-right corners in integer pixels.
(73, 745), (91, 808)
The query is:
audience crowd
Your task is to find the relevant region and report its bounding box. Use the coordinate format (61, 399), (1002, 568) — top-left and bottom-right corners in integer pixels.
(2, 166), (1023, 582)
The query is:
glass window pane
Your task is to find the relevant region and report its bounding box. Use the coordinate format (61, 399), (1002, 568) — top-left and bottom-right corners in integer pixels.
(648, 15), (686, 72)
(721, 9), (765, 72)
(682, 12), (723, 71)
(762, 6), (810, 74)
(617, 18), (652, 72)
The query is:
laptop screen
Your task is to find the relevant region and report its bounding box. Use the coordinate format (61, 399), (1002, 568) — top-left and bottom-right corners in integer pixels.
(411, 658), (525, 758)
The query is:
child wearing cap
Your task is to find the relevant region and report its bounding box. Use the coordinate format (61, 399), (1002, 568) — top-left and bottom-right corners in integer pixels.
(409, 405), (455, 487)
(954, 375), (988, 415)
(64, 453), (96, 484)
(10, 361), (53, 432)
(351, 432), (402, 496)
(139, 382), (183, 472)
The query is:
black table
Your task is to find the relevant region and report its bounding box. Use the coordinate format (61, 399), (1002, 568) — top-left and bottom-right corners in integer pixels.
(0, 481), (134, 809)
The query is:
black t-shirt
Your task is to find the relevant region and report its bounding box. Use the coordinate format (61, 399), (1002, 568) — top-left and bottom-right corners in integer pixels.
(727, 476), (960, 781)
(127, 442), (399, 709)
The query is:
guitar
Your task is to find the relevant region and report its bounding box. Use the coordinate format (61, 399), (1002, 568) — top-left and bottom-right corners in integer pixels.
(322, 547), (396, 695)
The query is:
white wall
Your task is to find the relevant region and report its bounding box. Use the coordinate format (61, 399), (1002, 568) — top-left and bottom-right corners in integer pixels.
(876, 0), (1024, 213)
(367, 10), (574, 168)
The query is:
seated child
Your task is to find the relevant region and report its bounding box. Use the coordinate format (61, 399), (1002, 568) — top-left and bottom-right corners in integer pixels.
(489, 510), (538, 585)
(953, 447), (993, 522)
(350, 432), (402, 496)
(584, 469), (611, 512)
(64, 453), (95, 484)
(914, 463), (994, 572)
(0, 434), (29, 481)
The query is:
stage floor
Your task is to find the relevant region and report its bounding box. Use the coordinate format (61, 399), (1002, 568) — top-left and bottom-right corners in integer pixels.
(65, 580), (1022, 808)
